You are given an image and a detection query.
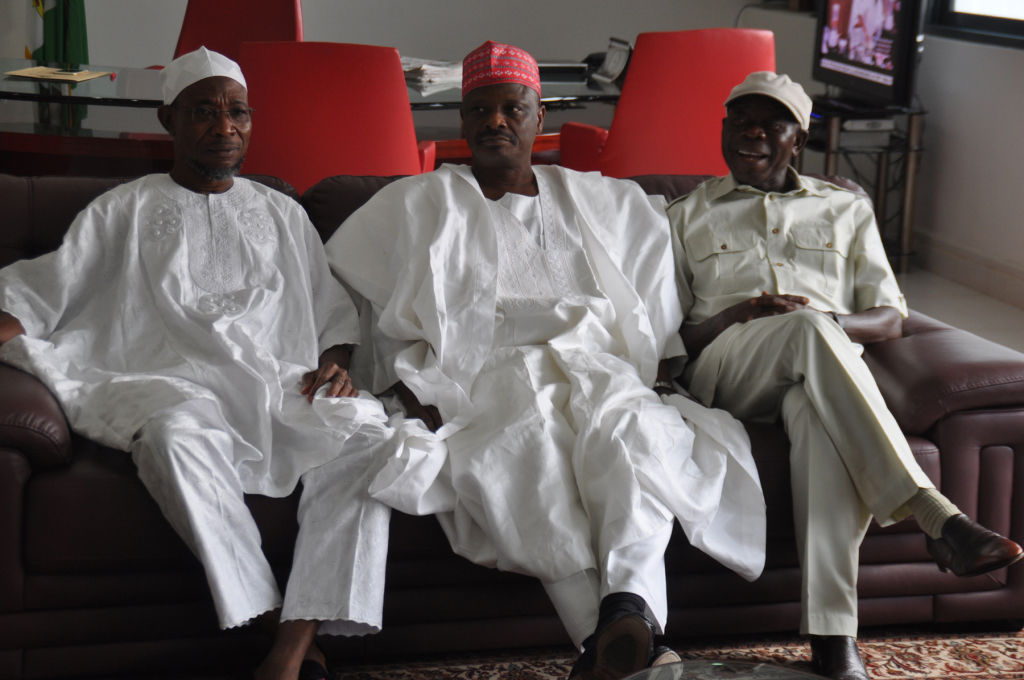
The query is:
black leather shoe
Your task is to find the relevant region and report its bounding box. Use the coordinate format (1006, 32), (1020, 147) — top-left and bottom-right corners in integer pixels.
(650, 645), (681, 667)
(926, 514), (1023, 578)
(809, 636), (869, 680)
(569, 612), (654, 680)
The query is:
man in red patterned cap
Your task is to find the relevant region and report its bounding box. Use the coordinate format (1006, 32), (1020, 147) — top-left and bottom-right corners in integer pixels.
(326, 41), (767, 680)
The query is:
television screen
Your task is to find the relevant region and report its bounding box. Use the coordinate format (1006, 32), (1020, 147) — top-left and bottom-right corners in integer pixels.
(812, 0), (926, 107)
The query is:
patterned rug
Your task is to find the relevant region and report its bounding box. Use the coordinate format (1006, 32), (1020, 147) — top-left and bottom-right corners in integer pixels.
(333, 628), (1024, 680)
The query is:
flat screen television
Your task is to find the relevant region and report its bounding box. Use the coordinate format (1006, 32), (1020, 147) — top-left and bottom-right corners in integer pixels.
(812, 0), (928, 107)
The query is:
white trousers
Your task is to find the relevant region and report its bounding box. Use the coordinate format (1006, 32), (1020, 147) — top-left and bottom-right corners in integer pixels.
(542, 522), (674, 650)
(131, 400), (391, 634)
(686, 311), (933, 637)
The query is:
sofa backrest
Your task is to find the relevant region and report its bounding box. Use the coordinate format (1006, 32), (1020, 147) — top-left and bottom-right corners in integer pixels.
(0, 174), (299, 268)
(0, 171), (870, 268)
(301, 173), (872, 245)
(300, 175), (404, 245)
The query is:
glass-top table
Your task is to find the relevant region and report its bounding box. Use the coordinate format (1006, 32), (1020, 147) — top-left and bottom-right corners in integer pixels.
(407, 76), (620, 110)
(0, 59), (164, 108)
(0, 58), (618, 176)
(624, 661), (824, 680)
(1, 58), (620, 111)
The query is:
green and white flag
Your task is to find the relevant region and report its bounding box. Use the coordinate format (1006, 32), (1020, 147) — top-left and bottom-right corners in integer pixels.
(27, 0), (88, 64)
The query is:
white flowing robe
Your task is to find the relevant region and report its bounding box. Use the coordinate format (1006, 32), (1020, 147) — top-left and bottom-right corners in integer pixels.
(327, 164), (766, 586)
(0, 174), (393, 497)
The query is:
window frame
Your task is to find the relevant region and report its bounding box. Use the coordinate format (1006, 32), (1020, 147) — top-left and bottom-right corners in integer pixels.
(928, 0), (1024, 49)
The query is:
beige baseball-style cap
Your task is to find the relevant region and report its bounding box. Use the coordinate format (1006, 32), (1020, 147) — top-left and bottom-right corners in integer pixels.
(161, 47), (247, 105)
(724, 71), (813, 131)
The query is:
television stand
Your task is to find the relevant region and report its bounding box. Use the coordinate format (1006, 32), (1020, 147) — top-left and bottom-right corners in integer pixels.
(808, 96), (926, 274)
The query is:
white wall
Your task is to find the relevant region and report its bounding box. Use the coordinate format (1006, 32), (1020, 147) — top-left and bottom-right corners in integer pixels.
(83, 0), (754, 68)
(739, 7), (828, 174)
(912, 35), (1024, 309)
(83, 0), (187, 67)
(78, 0), (755, 139)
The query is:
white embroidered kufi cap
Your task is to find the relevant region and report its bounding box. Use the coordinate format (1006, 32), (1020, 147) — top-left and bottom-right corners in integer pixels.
(160, 47), (247, 105)
(725, 71), (813, 131)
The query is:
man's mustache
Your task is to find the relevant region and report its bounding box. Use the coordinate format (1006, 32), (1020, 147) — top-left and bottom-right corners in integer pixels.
(476, 131), (518, 145)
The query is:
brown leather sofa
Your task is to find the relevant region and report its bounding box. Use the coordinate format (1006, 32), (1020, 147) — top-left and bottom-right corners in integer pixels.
(2, 172), (1024, 680)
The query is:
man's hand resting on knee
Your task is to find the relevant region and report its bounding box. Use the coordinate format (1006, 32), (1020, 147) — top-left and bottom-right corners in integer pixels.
(301, 344), (358, 402)
(680, 293), (903, 360)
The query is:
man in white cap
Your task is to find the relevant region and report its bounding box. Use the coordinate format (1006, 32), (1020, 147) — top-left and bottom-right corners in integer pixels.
(666, 71), (1022, 680)
(327, 41), (767, 680)
(0, 47), (398, 680)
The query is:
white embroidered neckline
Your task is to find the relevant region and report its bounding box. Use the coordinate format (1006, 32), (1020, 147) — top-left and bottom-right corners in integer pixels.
(150, 175), (257, 294)
(493, 174), (583, 313)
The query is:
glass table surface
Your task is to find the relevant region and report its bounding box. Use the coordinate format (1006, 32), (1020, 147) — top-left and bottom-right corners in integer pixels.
(407, 76), (620, 110)
(1, 58), (163, 107)
(624, 661), (823, 680)
(2, 58), (620, 111)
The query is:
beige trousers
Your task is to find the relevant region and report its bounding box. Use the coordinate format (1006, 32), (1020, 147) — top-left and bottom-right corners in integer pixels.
(685, 310), (932, 637)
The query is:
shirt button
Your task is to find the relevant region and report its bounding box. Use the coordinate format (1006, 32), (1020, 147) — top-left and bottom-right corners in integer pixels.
(772, 228), (779, 234)
(720, 244), (728, 250)
(776, 262), (783, 267)
(826, 242), (833, 248)
(769, 195), (775, 201)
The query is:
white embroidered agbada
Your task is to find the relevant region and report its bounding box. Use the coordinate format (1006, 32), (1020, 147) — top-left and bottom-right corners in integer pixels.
(0, 174), (393, 494)
(0, 174), (395, 632)
(326, 164), (767, 635)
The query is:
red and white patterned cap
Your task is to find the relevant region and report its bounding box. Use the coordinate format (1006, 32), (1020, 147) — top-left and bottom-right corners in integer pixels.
(462, 41), (541, 98)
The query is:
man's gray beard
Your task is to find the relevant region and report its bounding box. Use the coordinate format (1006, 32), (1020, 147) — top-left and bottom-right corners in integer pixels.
(186, 156), (245, 181)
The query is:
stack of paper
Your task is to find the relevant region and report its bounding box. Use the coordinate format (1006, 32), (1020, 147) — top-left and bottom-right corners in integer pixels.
(5, 66), (111, 82)
(401, 56), (461, 94)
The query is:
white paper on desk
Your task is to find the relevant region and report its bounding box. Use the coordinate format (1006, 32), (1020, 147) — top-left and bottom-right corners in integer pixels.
(400, 56), (462, 83)
(5, 66), (112, 82)
(408, 79), (462, 96)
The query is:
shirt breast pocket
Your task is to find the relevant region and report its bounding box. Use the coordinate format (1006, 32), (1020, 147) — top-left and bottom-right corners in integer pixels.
(687, 228), (761, 295)
(792, 223), (852, 295)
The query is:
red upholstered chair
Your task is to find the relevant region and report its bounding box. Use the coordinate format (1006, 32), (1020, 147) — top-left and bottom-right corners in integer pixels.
(238, 42), (435, 195)
(173, 0), (303, 63)
(560, 29), (776, 178)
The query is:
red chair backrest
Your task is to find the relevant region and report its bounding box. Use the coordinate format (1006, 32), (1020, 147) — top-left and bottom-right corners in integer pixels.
(598, 29), (776, 178)
(173, 0), (303, 63)
(239, 42), (423, 194)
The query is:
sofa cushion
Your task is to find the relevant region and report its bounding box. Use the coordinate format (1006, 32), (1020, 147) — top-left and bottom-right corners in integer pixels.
(24, 439), (299, 576)
(302, 175), (404, 244)
(865, 312), (1024, 435)
(0, 174), (127, 269)
(0, 173), (298, 268)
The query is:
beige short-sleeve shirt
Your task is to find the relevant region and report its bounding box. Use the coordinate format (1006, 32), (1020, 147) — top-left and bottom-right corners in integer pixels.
(667, 169), (907, 326)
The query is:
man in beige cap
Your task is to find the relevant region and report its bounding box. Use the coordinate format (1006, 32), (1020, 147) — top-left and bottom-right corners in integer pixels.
(0, 47), (400, 680)
(666, 71), (1022, 680)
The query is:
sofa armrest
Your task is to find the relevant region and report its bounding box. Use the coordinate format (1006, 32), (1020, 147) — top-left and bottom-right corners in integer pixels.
(863, 311), (1024, 435)
(559, 122), (608, 173)
(0, 363), (72, 470)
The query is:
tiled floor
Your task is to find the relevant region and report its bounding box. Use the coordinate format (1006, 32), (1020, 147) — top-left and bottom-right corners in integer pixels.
(897, 268), (1024, 354)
